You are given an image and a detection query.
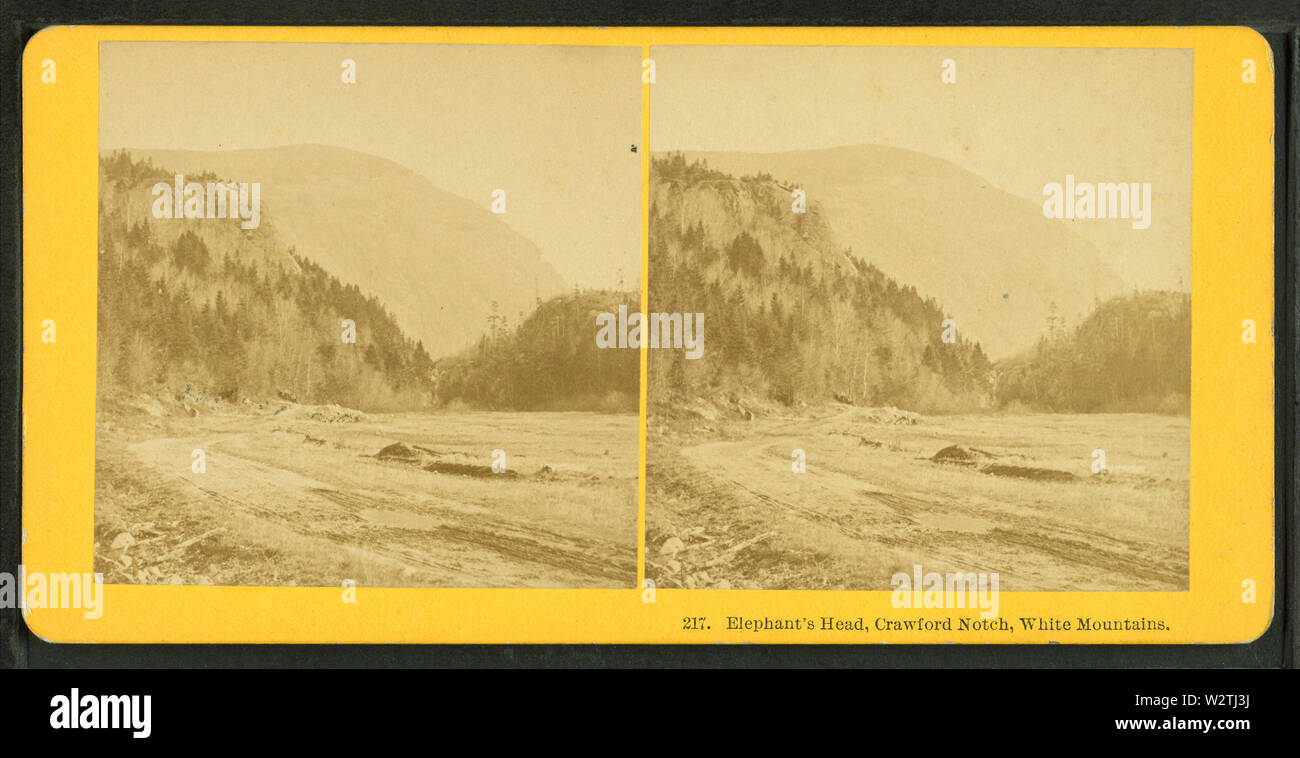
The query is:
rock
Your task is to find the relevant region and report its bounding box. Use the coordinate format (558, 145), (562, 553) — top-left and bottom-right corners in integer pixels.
(931, 444), (983, 464)
(715, 579), (732, 590)
(658, 537), (685, 556)
(697, 570), (711, 584)
(683, 574), (697, 589)
(687, 402), (719, 422)
(666, 559), (681, 573)
(167, 574), (183, 585)
(136, 569), (151, 583)
(195, 575), (213, 586)
(117, 554), (133, 569)
(110, 532), (136, 551)
(377, 442), (420, 461)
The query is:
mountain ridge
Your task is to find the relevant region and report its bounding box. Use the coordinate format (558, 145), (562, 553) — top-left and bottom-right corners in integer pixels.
(106, 144), (567, 358)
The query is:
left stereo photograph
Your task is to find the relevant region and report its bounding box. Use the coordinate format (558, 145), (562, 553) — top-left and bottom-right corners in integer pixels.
(93, 42), (643, 589)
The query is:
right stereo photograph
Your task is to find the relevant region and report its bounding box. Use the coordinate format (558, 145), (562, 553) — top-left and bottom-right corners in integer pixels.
(644, 45), (1192, 593)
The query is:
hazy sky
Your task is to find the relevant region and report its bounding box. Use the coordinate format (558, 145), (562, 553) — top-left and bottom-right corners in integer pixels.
(100, 42), (642, 290)
(651, 45), (1192, 291)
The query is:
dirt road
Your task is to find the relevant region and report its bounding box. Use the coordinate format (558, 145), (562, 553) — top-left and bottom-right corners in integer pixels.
(96, 407), (638, 588)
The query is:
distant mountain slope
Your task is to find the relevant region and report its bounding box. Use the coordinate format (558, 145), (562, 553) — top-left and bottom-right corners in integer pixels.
(672, 146), (1127, 359)
(650, 155), (992, 413)
(113, 144), (566, 358)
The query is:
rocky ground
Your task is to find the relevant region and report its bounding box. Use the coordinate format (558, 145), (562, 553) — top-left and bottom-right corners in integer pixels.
(95, 391), (639, 588)
(646, 404), (1189, 591)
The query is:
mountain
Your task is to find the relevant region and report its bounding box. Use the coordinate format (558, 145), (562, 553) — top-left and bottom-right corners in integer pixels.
(110, 144), (567, 358)
(650, 154), (992, 413)
(98, 152), (435, 411)
(670, 146), (1127, 359)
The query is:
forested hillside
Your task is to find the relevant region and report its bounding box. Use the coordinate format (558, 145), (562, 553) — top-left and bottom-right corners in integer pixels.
(649, 154), (993, 413)
(672, 146), (1126, 360)
(98, 152), (436, 412)
(994, 290), (1191, 413)
(96, 150), (1189, 419)
(119, 145), (566, 358)
(432, 290), (640, 411)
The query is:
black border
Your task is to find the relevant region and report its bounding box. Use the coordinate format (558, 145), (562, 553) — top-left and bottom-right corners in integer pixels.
(1, 0), (1295, 669)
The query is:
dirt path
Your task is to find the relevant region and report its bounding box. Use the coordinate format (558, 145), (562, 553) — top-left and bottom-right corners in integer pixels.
(657, 410), (1188, 591)
(99, 411), (638, 588)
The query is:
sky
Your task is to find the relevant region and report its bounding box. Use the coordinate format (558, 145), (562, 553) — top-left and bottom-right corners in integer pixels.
(650, 45), (1192, 291)
(100, 42), (642, 290)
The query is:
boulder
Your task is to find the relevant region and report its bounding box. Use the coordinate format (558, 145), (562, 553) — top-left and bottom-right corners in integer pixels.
(377, 442), (420, 461)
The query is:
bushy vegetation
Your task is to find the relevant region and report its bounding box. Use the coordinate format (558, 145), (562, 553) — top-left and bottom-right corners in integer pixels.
(97, 152), (435, 412)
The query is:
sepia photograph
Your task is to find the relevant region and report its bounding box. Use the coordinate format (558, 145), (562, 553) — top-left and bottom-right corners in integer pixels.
(645, 45), (1192, 592)
(93, 42), (642, 588)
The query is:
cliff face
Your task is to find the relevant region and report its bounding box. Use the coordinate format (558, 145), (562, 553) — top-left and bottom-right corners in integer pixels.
(673, 146), (1127, 360)
(649, 155), (993, 413)
(651, 172), (852, 278)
